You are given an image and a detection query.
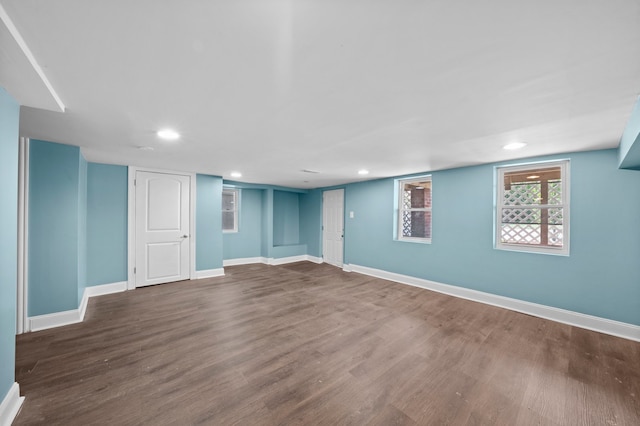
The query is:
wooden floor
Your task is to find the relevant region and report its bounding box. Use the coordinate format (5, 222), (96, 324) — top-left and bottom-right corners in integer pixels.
(14, 262), (640, 425)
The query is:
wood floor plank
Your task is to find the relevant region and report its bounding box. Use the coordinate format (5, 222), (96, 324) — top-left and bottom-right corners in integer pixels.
(14, 262), (640, 425)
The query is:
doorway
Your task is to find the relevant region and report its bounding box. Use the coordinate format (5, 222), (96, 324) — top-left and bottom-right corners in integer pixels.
(322, 189), (344, 267)
(131, 170), (193, 288)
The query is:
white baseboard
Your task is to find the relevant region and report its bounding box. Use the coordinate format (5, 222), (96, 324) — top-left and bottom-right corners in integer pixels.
(79, 281), (127, 320)
(223, 255), (324, 267)
(346, 263), (640, 342)
(29, 308), (81, 332)
(28, 281), (127, 332)
(267, 255), (313, 265)
(223, 257), (267, 267)
(193, 268), (225, 279)
(0, 382), (24, 426)
(85, 281), (127, 298)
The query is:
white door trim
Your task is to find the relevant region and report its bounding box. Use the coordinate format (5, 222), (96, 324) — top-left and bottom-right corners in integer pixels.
(127, 166), (196, 290)
(17, 137), (29, 333)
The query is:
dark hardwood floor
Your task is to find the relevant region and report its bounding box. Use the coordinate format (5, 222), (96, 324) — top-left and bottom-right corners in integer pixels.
(14, 262), (640, 425)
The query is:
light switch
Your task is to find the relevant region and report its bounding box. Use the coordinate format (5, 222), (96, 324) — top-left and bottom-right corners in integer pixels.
(349, 211), (354, 218)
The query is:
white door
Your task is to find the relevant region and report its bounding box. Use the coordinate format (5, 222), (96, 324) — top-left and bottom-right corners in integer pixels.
(323, 189), (344, 267)
(135, 171), (190, 287)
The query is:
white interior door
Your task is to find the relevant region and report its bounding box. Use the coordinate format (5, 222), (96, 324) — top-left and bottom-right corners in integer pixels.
(135, 171), (190, 287)
(322, 189), (344, 267)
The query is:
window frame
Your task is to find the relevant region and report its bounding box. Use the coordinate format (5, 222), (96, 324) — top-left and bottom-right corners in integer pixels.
(222, 188), (239, 233)
(396, 175), (432, 244)
(495, 159), (570, 255)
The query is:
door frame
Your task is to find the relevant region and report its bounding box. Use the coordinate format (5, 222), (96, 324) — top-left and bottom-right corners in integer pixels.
(127, 166), (196, 290)
(322, 188), (345, 268)
(17, 137), (29, 333)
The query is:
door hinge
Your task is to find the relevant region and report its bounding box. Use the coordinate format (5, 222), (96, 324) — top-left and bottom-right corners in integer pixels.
(134, 179), (136, 186)
(134, 267), (136, 274)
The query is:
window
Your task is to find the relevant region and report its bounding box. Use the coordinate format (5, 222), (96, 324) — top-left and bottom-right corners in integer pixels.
(496, 160), (569, 255)
(397, 176), (432, 242)
(222, 188), (239, 232)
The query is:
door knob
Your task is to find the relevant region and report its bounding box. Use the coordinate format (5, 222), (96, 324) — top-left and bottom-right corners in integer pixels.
(180, 235), (189, 239)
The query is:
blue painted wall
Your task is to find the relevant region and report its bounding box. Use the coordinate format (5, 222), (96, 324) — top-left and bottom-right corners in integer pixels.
(342, 149), (640, 325)
(22, 139), (639, 335)
(619, 96), (640, 169)
(273, 190), (300, 246)
(299, 189), (323, 258)
(0, 88), (19, 399)
(223, 189), (263, 260)
(261, 189), (274, 258)
(253, 187), (307, 259)
(78, 153), (89, 305)
(28, 140), (81, 316)
(222, 186), (313, 260)
(195, 174), (223, 271)
(87, 163), (128, 286)
(77, 155), (87, 303)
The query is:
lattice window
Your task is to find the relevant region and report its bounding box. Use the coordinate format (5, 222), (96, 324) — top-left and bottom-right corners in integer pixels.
(397, 176), (432, 242)
(402, 191), (412, 236)
(548, 181), (562, 205)
(496, 161), (569, 255)
(222, 188), (239, 232)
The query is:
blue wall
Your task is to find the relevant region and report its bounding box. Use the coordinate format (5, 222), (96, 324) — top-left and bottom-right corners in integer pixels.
(77, 155), (87, 303)
(87, 163), (128, 286)
(219, 185), (310, 260)
(29, 140), (82, 316)
(299, 189), (323, 258)
(273, 190), (300, 246)
(261, 189), (274, 258)
(0, 88), (19, 400)
(21, 139), (640, 338)
(342, 149), (640, 325)
(195, 174), (223, 271)
(223, 189), (263, 260)
(29, 159), (221, 315)
(259, 188), (307, 258)
(222, 186), (312, 260)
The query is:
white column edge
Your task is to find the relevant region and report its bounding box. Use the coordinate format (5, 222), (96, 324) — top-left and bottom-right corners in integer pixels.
(0, 382), (24, 426)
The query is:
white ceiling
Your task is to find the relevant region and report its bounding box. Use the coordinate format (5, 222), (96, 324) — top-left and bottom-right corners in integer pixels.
(2, 0), (639, 188)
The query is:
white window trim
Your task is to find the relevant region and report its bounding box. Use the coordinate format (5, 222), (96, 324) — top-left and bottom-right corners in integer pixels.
(222, 188), (239, 233)
(495, 159), (570, 256)
(396, 175), (432, 244)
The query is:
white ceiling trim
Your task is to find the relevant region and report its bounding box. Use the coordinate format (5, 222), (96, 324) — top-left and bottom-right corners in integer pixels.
(0, 3), (65, 112)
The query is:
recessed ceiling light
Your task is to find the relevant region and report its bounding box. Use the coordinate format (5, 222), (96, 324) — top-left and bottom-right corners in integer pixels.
(503, 142), (527, 150)
(230, 172), (242, 178)
(157, 129), (180, 140)
(358, 169), (369, 175)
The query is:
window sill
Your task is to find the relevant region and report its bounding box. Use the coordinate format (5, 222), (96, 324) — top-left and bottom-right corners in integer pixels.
(496, 243), (569, 256)
(396, 237), (432, 244)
